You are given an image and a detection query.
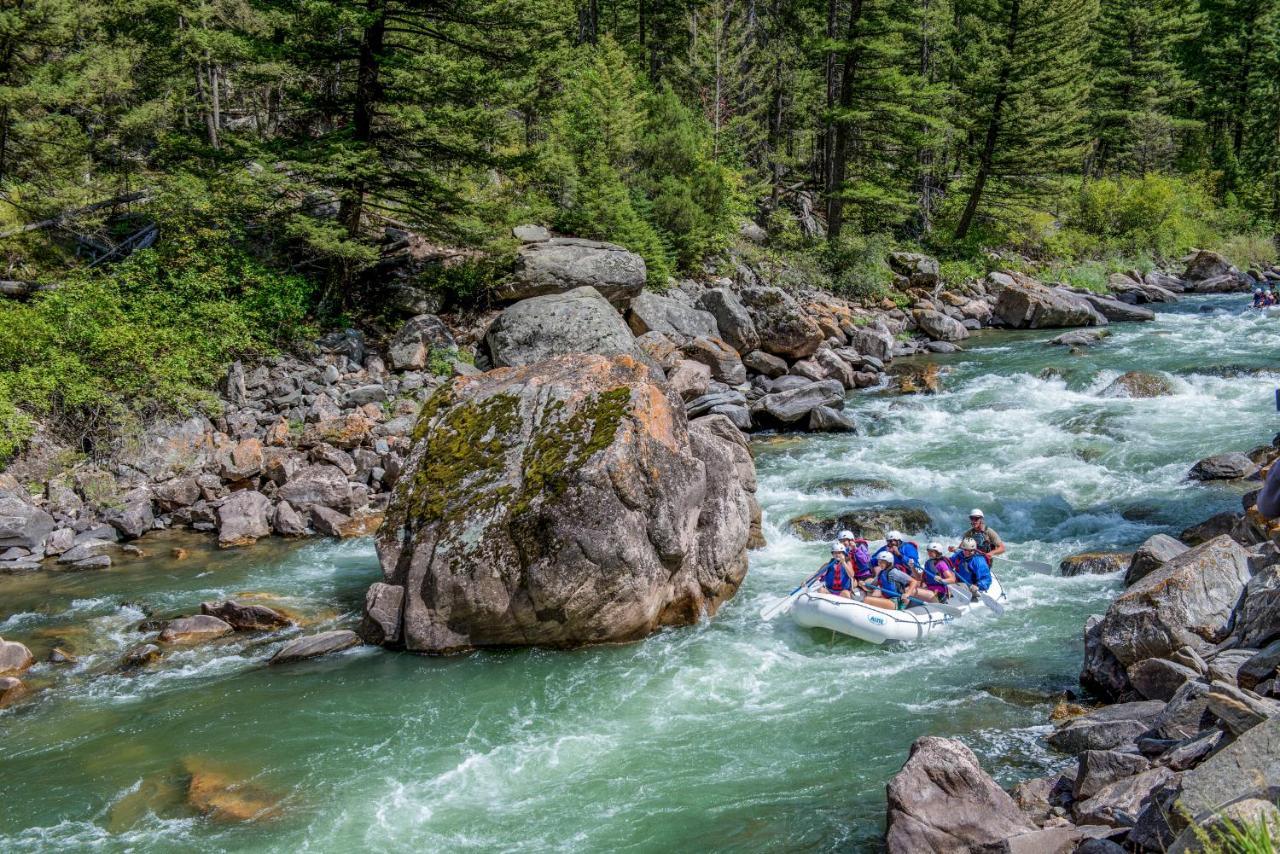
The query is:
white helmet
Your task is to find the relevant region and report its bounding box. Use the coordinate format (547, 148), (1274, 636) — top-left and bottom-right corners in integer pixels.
(960, 537), (978, 550)
(837, 530), (856, 540)
(830, 541), (845, 554)
(1257, 288), (1264, 294)
(969, 508), (984, 518)
(927, 542), (944, 554)
(876, 551), (894, 564)
(886, 530), (904, 542)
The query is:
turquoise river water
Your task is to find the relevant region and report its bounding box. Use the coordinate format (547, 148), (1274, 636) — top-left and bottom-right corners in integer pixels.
(2, 295), (1278, 851)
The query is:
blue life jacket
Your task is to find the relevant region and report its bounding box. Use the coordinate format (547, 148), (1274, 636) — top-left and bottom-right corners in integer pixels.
(821, 558), (854, 593)
(950, 551), (993, 591)
(875, 567), (903, 598)
(923, 557), (953, 588)
(873, 542), (921, 573)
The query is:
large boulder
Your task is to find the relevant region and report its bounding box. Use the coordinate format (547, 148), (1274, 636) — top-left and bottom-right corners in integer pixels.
(276, 464), (353, 514)
(1125, 534), (1188, 587)
(0, 638), (35, 675)
(1071, 766), (1175, 828)
(753, 380), (845, 424)
(696, 288), (760, 354)
(387, 314), (456, 371)
(1227, 563), (1280, 648)
(158, 615), (233, 644)
(1172, 714), (1280, 837)
(738, 286), (824, 360)
(365, 354), (757, 653)
(627, 291), (718, 340)
(1048, 700), (1165, 753)
(889, 252), (941, 288)
(214, 490), (274, 548)
(200, 600), (292, 631)
(1099, 536), (1250, 667)
(484, 287), (645, 369)
(912, 309), (969, 342)
(987, 272), (1104, 329)
(269, 629), (361, 664)
(679, 336), (746, 385)
(1188, 452), (1259, 481)
(499, 237), (646, 307)
(847, 325), (895, 362)
(1059, 552), (1129, 577)
(1183, 249), (1236, 282)
(1080, 293), (1156, 323)
(885, 736), (1035, 853)
(0, 491), (54, 550)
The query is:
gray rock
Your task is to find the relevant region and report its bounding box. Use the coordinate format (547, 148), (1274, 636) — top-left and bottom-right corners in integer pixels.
(272, 500), (308, 537)
(680, 336), (746, 385)
(368, 354), (757, 653)
(1189, 451), (1259, 481)
(1206, 647), (1257, 684)
(1059, 552), (1130, 577)
(986, 272), (1104, 328)
(1100, 371), (1173, 398)
(269, 629), (361, 664)
(485, 287), (646, 369)
(1081, 614), (1133, 701)
(1125, 534), (1188, 587)
(627, 291), (719, 340)
(1098, 536), (1250, 666)
(359, 582), (404, 645)
(310, 505), (353, 537)
(1081, 293), (1156, 322)
(666, 359), (711, 401)
(1183, 249), (1236, 282)
(0, 491), (55, 550)
(1074, 839), (1126, 854)
(685, 390), (747, 418)
(738, 286), (824, 360)
(44, 527), (73, 556)
(1151, 679), (1215, 740)
(767, 374), (815, 392)
(71, 554), (112, 569)
(1238, 639), (1280, 690)
(512, 223), (550, 243)
(1180, 510), (1242, 546)
(215, 490), (273, 548)
(316, 328), (365, 366)
(0, 639), (35, 674)
(387, 314), (457, 371)
(1161, 728), (1225, 771)
(1050, 329), (1107, 347)
(696, 288), (760, 354)
(1128, 658), (1200, 701)
(808, 405), (858, 433)
(884, 736), (1035, 854)
(200, 600), (292, 631)
(913, 309), (970, 342)
(1048, 701), (1165, 753)
(741, 349), (787, 378)
(154, 477), (201, 512)
(277, 464), (353, 514)
(1072, 766), (1175, 828)
(889, 252), (941, 288)
(1226, 563), (1280, 648)
(56, 538), (112, 564)
(1206, 679), (1280, 735)
(755, 380), (845, 424)
(120, 643), (162, 669)
(158, 614), (234, 644)
(103, 497), (154, 541)
(847, 325), (895, 361)
(1074, 750), (1152, 800)
(500, 237), (646, 307)
(924, 341), (962, 354)
(1174, 714), (1280, 836)
(709, 404), (751, 431)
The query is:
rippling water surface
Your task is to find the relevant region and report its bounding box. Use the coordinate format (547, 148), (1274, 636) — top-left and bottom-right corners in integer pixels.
(2, 295), (1277, 851)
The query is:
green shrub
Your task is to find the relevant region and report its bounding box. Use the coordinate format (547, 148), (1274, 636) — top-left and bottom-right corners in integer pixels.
(821, 233), (896, 300)
(1219, 232), (1279, 269)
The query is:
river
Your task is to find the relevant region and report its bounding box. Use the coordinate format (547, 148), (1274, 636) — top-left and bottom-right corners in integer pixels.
(2, 294), (1276, 852)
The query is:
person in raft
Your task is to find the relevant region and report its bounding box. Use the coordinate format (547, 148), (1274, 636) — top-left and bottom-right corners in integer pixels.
(872, 530), (922, 573)
(957, 509), (1005, 564)
(951, 538), (993, 595)
(864, 551), (916, 610)
(838, 529), (873, 580)
(819, 541), (858, 598)
(913, 542), (958, 602)
(1254, 288), (1268, 309)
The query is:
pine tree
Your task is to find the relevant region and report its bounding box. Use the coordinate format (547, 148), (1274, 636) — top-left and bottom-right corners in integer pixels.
(950, 0), (1098, 240)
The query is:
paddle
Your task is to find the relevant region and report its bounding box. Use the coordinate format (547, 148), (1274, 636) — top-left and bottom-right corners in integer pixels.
(975, 589), (1006, 617)
(945, 583), (972, 604)
(1000, 558), (1054, 575)
(760, 571), (821, 621)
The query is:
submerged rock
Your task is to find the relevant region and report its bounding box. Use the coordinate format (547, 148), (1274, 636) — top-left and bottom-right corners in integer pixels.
(885, 736), (1035, 853)
(184, 757), (284, 823)
(0, 675), (28, 706)
(200, 600), (292, 632)
(892, 362), (942, 395)
(268, 629), (360, 664)
(366, 354), (758, 653)
(1099, 371), (1173, 399)
(1188, 451), (1259, 481)
(158, 615), (233, 645)
(0, 638), (35, 675)
(1059, 552), (1130, 577)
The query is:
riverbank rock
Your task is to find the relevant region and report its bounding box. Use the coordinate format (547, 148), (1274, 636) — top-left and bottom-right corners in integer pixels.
(1179, 511), (1241, 546)
(696, 288), (760, 354)
(1048, 701), (1165, 753)
(987, 272), (1103, 329)
(1183, 250), (1235, 282)
(158, 615), (233, 644)
(0, 491), (55, 550)
(1059, 552), (1130, 577)
(0, 675), (28, 706)
(1226, 564), (1280, 648)
(1080, 293), (1156, 323)
(366, 353), (757, 653)
(387, 314), (456, 371)
(214, 490), (273, 548)
(0, 638), (35, 675)
(484, 287), (645, 369)
(738, 286), (824, 360)
(788, 507), (932, 541)
(752, 380), (845, 425)
(1171, 714), (1280, 839)
(268, 629), (361, 663)
(1099, 371), (1173, 399)
(500, 237), (646, 307)
(627, 291), (718, 340)
(913, 309), (969, 342)
(1099, 536), (1250, 668)
(1124, 534), (1187, 587)
(1188, 452), (1258, 481)
(885, 736), (1035, 853)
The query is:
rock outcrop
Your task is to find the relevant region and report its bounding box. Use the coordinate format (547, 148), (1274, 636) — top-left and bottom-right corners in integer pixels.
(499, 237), (646, 307)
(484, 287), (646, 369)
(364, 354), (758, 653)
(885, 736), (1036, 853)
(987, 272), (1104, 329)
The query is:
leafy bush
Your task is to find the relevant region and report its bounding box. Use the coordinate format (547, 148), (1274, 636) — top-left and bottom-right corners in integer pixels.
(1219, 232), (1278, 268)
(821, 233), (896, 300)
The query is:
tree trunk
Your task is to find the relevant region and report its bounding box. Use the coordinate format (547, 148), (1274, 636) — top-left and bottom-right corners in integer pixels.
(210, 61), (222, 150)
(340, 0), (386, 238)
(954, 0), (1020, 241)
(820, 0), (839, 190)
(826, 0), (865, 242)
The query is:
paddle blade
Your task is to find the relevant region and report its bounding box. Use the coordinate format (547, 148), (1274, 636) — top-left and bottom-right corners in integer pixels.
(979, 591), (1006, 617)
(946, 584), (972, 604)
(887, 568), (915, 586)
(759, 594), (796, 621)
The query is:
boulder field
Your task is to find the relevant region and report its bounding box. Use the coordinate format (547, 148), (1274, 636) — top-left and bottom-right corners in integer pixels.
(361, 353), (761, 653)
